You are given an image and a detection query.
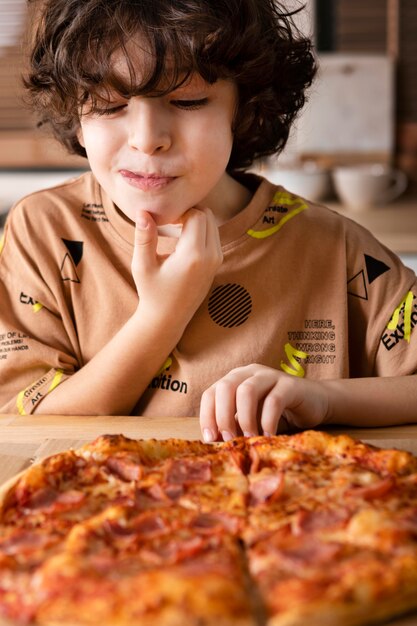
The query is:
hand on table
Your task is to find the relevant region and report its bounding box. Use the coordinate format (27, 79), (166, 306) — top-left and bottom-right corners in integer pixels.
(199, 364), (330, 442)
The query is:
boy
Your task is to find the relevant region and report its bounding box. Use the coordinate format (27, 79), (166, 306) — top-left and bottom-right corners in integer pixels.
(0, 0), (416, 439)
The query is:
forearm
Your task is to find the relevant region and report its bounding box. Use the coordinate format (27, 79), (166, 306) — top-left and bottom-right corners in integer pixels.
(322, 375), (417, 427)
(34, 308), (185, 416)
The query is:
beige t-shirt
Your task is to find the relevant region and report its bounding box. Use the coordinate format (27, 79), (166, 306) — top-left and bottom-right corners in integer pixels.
(0, 172), (416, 416)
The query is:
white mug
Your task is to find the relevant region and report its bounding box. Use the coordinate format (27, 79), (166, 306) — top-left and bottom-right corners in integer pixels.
(332, 164), (408, 211)
(261, 161), (331, 202)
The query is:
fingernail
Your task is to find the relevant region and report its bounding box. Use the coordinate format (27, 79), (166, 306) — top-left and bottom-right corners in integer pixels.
(203, 428), (215, 443)
(221, 431), (233, 442)
(263, 431), (272, 437)
(135, 213), (149, 229)
(243, 431), (256, 438)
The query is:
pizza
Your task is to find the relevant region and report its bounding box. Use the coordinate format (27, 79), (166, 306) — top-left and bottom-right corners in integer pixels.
(1, 430), (417, 626)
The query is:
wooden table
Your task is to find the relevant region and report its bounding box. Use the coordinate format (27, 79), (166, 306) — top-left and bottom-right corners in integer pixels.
(2, 414), (417, 625)
(0, 414), (200, 484)
(2, 413), (417, 485)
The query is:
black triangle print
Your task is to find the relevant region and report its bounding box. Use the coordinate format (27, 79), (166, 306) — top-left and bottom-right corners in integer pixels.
(60, 253), (80, 283)
(364, 254), (390, 284)
(62, 239), (84, 267)
(347, 270), (368, 300)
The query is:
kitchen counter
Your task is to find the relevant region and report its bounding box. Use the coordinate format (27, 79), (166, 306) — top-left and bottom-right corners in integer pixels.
(328, 194), (417, 255)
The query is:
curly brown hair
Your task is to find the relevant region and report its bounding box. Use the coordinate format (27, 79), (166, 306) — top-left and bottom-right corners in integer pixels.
(25, 0), (316, 172)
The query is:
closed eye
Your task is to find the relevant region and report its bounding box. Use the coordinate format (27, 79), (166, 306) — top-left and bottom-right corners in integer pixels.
(93, 104), (127, 116)
(171, 98), (209, 110)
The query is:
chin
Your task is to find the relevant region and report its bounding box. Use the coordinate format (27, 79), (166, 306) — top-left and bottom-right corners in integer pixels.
(118, 204), (181, 226)
(149, 212), (182, 227)
(145, 203), (189, 225)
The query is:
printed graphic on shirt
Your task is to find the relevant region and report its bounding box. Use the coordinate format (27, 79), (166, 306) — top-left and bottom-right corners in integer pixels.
(16, 368), (64, 415)
(347, 254), (391, 300)
(61, 239), (84, 283)
(208, 283), (252, 328)
(285, 319), (337, 370)
(156, 356), (173, 375)
(19, 292), (43, 313)
(0, 331), (29, 361)
(247, 191), (307, 239)
(280, 343), (308, 377)
(148, 356), (188, 395)
(81, 203), (108, 223)
(381, 291), (417, 350)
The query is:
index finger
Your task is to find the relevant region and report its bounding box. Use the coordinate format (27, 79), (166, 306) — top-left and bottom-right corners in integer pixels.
(199, 386), (219, 443)
(175, 208), (208, 253)
(132, 210), (158, 272)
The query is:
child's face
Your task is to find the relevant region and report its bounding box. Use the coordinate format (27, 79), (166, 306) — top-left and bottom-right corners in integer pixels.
(78, 53), (238, 226)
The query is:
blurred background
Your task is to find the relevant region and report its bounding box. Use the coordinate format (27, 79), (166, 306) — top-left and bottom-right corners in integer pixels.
(283, 0), (416, 184)
(0, 0), (416, 258)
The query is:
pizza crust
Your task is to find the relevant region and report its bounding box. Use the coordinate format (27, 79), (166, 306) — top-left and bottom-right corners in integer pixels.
(2, 432), (417, 626)
(0, 469), (26, 510)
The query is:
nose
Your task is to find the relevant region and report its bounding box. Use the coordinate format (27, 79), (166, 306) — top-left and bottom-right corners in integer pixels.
(127, 98), (172, 154)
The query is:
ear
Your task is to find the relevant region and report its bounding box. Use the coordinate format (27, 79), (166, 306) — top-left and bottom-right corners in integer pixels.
(76, 125), (85, 148)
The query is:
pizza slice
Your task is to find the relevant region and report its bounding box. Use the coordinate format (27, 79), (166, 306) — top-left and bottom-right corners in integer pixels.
(137, 438), (249, 521)
(0, 436), (217, 532)
(247, 521), (417, 626)
(31, 503), (259, 626)
(244, 431), (417, 626)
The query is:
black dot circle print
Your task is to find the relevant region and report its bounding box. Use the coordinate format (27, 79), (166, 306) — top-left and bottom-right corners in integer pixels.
(208, 283), (252, 328)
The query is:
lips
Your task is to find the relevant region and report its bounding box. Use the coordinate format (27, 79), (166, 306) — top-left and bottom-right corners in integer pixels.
(119, 169), (177, 191)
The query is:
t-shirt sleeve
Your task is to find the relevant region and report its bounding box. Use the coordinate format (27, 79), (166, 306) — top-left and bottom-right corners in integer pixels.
(345, 217), (417, 377)
(0, 203), (80, 414)
(373, 273), (417, 376)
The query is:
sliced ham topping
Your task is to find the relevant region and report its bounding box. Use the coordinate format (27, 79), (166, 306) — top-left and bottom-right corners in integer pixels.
(25, 487), (58, 511)
(293, 507), (350, 535)
(134, 485), (169, 510)
(145, 482), (184, 502)
(23, 487), (86, 513)
(102, 518), (136, 537)
(134, 482), (183, 508)
(132, 514), (168, 538)
(56, 489), (85, 506)
(249, 472), (285, 506)
(104, 512), (168, 540)
(253, 532), (342, 573)
(106, 454), (142, 482)
(279, 540), (342, 567)
(163, 484), (185, 500)
(346, 477), (395, 500)
(140, 535), (206, 566)
(0, 530), (52, 555)
(165, 458), (212, 485)
(14, 483), (86, 515)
